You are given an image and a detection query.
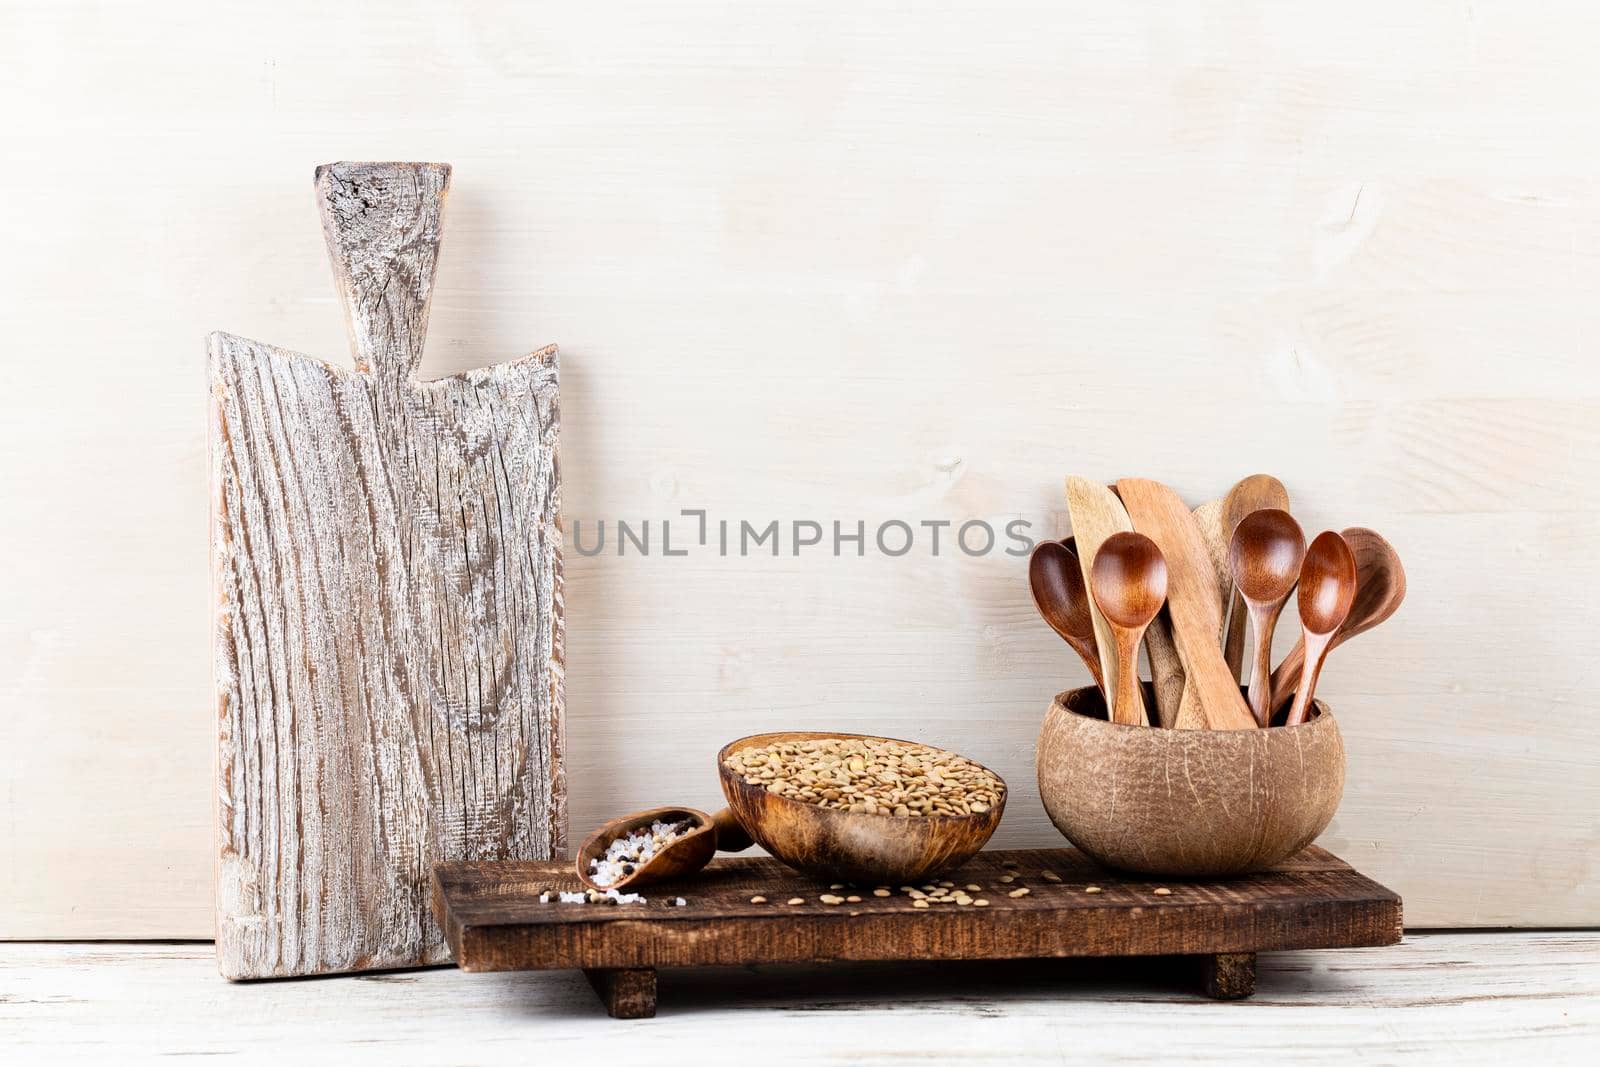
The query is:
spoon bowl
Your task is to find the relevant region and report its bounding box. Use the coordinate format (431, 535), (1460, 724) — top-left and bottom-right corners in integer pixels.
(1298, 531), (1358, 635)
(1229, 508), (1306, 725)
(1090, 532), (1169, 628)
(1090, 532), (1169, 725)
(1028, 540), (1104, 689)
(1286, 531), (1358, 725)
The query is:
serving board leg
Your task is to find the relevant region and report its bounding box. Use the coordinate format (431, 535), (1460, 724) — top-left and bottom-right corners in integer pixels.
(1198, 952), (1257, 1000)
(583, 967), (657, 1018)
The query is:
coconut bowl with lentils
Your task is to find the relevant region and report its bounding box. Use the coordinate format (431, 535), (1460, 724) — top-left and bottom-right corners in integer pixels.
(717, 732), (1006, 883)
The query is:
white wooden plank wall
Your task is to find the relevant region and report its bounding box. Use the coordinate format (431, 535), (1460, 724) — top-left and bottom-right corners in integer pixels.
(1, 0), (1596, 935)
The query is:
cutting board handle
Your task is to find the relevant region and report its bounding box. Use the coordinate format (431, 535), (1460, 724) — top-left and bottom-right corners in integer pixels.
(314, 161), (451, 385)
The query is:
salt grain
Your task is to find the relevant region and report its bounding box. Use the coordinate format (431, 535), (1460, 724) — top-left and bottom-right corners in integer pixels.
(587, 818), (696, 887)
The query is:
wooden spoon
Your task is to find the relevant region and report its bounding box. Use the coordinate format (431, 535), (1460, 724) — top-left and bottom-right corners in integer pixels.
(1285, 531), (1358, 726)
(1115, 478), (1258, 730)
(1221, 475), (1290, 681)
(1065, 477), (1148, 725)
(576, 805), (753, 892)
(1028, 540), (1105, 691)
(1089, 532), (1169, 726)
(1271, 527), (1406, 714)
(1229, 508), (1306, 726)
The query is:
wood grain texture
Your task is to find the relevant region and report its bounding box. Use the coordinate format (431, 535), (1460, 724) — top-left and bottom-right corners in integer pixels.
(6, 937), (1596, 1063)
(433, 846), (1400, 976)
(1064, 478), (1146, 725)
(208, 163), (565, 978)
(4, 0), (1600, 936)
(716, 732), (1004, 883)
(1114, 480), (1258, 730)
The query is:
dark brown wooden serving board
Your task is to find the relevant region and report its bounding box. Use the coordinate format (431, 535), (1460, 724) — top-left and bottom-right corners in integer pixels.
(433, 846), (1401, 1018)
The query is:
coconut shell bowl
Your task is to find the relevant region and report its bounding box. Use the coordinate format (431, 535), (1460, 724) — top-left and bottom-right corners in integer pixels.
(1037, 685), (1345, 878)
(717, 731), (1007, 884)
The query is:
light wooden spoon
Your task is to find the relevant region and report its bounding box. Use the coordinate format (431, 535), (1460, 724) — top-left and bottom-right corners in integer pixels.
(1229, 508), (1306, 726)
(1221, 475), (1290, 681)
(1089, 532), (1168, 726)
(1028, 539), (1105, 691)
(1065, 477), (1148, 726)
(1271, 527), (1406, 715)
(1285, 531), (1358, 727)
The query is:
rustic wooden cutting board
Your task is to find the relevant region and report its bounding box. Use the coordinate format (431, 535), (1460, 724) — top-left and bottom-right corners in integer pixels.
(433, 847), (1402, 1018)
(208, 162), (565, 980)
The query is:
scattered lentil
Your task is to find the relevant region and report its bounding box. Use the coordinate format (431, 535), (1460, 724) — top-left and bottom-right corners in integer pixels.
(965, 884), (982, 892)
(1008, 887), (1030, 898)
(912, 898), (930, 909)
(1000, 875), (1016, 884)
(974, 899), (990, 907)
(750, 896), (767, 904)
(847, 895), (862, 903)
(722, 737), (1004, 817)
(873, 889), (891, 898)
(1153, 887), (1172, 896)
(1084, 885), (1103, 894)
(786, 897), (805, 906)
(820, 894), (844, 905)
(1041, 870), (1062, 883)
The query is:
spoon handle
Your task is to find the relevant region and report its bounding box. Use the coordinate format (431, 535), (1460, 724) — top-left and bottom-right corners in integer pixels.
(1111, 628), (1147, 726)
(1246, 599), (1286, 727)
(1286, 630), (1334, 726)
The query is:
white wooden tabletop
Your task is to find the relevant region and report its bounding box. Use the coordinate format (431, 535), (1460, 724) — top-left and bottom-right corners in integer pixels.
(2, 934), (1595, 1064)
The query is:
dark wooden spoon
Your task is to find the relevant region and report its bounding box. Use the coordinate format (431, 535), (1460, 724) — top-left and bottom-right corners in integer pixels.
(1089, 532), (1169, 726)
(575, 805), (752, 892)
(1271, 527), (1405, 715)
(1285, 531), (1358, 726)
(1028, 539), (1105, 691)
(1221, 475), (1291, 679)
(1228, 508), (1306, 726)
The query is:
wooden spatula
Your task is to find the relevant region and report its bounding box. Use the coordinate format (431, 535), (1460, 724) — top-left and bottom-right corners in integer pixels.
(1114, 478), (1257, 730)
(1172, 499), (1232, 729)
(1221, 475), (1290, 681)
(1065, 477), (1147, 726)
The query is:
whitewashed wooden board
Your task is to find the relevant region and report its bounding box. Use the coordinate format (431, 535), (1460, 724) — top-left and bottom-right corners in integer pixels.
(207, 162), (564, 978)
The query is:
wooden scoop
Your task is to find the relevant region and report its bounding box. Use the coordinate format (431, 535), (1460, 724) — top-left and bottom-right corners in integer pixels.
(1089, 532), (1168, 726)
(1285, 531), (1358, 726)
(1028, 539), (1105, 691)
(576, 805), (752, 892)
(1229, 508), (1306, 726)
(1271, 527), (1406, 714)
(1221, 475), (1291, 681)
